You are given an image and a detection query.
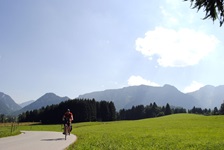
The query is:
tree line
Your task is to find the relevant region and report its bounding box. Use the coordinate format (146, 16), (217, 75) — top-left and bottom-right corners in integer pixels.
(18, 99), (116, 124)
(188, 103), (224, 115)
(2, 98), (224, 124)
(18, 100), (184, 123)
(117, 102), (186, 120)
(118, 102), (224, 120)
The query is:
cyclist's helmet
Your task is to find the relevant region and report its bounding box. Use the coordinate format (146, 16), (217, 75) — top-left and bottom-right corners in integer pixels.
(67, 109), (70, 112)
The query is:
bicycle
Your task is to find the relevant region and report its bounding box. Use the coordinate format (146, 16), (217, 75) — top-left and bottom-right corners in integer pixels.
(64, 124), (70, 140)
(63, 119), (71, 140)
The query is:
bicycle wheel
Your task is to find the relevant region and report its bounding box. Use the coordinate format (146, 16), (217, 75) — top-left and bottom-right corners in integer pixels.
(68, 125), (71, 135)
(65, 124), (68, 140)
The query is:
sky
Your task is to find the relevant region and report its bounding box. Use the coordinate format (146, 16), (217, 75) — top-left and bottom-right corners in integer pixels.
(1, 0), (224, 104)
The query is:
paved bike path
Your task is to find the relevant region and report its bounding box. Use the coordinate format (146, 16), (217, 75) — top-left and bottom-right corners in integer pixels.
(0, 131), (77, 150)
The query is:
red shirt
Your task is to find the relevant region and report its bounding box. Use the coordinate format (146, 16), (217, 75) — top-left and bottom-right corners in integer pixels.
(64, 112), (73, 122)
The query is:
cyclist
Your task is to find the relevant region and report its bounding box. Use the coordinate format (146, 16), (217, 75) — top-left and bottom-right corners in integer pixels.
(62, 109), (73, 134)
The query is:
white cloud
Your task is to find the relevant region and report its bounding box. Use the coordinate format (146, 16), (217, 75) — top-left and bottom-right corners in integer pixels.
(135, 27), (219, 67)
(183, 81), (204, 93)
(128, 75), (160, 87)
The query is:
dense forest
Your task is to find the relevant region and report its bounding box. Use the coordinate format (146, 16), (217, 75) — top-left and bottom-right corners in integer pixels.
(18, 99), (116, 124)
(118, 103), (224, 120)
(118, 103), (186, 120)
(1, 98), (224, 123)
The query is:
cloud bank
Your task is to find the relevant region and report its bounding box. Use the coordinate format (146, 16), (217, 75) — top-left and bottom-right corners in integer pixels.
(135, 27), (219, 67)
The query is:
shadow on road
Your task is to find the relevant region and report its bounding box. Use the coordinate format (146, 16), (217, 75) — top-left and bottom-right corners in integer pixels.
(41, 138), (65, 141)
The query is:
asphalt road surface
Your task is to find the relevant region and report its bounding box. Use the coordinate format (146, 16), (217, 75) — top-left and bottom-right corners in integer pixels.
(0, 131), (77, 150)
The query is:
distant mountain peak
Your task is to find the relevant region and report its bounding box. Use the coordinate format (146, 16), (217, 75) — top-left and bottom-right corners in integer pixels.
(14, 93), (70, 115)
(0, 92), (21, 114)
(162, 84), (180, 92)
(193, 85), (215, 93)
(163, 84), (176, 88)
(41, 92), (57, 97)
(201, 85), (215, 89)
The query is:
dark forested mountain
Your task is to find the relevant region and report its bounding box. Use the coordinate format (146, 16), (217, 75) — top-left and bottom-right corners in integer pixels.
(15, 93), (69, 115)
(78, 84), (199, 110)
(0, 92), (21, 114)
(187, 85), (224, 109)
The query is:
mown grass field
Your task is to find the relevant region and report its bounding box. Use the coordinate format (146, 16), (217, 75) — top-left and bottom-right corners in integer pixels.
(1, 114), (224, 150)
(69, 114), (224, 150)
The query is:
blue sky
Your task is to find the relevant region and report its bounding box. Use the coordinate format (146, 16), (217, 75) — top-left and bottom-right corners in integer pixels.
(0, 0), (224, 103)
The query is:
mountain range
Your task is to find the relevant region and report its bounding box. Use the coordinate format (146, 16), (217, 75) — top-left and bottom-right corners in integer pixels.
(0, 92), (69, 115)
(187, 85), (224, 109)
(78, 84), (224, 110)
(1, 84), (224, 115)
(13, 93), (69, 115)
(78, 84), (198, 110)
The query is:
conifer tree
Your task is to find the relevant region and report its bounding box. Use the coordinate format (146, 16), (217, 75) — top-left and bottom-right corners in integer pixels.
(164, 103), (172, 115)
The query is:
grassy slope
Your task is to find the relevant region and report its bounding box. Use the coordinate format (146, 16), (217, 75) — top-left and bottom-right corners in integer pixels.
(69, 114), (224, 150)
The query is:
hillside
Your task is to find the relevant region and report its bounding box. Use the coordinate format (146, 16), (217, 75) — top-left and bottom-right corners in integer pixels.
(0, 92), (21, 114)
(14, 93), (69, 115)
(78, 84), (199, 110)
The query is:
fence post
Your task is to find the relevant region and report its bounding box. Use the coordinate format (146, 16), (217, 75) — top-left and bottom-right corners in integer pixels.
(11, 123), (13, 134)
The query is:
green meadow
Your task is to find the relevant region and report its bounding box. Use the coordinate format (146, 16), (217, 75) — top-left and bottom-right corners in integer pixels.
(69, 114), (224, 150)
(1, 114), (224, 150)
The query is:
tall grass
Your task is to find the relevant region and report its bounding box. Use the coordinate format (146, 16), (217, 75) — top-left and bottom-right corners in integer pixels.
(0, 123), (20, 138)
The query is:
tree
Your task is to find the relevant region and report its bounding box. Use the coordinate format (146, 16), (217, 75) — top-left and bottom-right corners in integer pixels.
(108, 101), (116, 121)
(213, 107), (219, 115)
(99, 101), (110, 121)
(164, 103), (172, 115)
(219, 103), (224, 115)
(185, 0), (224, 26)
(0, 114), (5, 123)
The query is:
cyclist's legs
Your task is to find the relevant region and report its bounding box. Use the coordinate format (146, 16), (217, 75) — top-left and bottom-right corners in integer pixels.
(63, 123), (67, 134)
(64, 121), (70, 134)
(67, 122), (71, 133)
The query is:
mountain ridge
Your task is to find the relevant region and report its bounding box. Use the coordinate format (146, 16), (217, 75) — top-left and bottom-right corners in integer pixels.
(187, 85), (224, 108)
(14, 93), (70, 115)
(78, 84), (199, 110)
(2, 84), (224, 115)
(0, 92), (21, 114)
